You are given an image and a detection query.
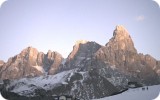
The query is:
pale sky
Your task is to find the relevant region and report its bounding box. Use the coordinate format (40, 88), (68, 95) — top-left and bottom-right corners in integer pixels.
(0, 0), (160, 62)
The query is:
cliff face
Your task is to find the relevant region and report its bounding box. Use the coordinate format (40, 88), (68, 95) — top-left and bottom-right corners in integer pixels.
(96, 25), (137, 66)
(95, 25), (159, 85)
(59, 40), (102, 72)
(0, 60), (5, 72)
(0, 47), (63, 79)
(0, 60), (5, 66)
(56, 25), (160, 88)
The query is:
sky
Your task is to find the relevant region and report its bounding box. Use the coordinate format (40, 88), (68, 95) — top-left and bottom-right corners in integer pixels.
(0, 0), (160, 62)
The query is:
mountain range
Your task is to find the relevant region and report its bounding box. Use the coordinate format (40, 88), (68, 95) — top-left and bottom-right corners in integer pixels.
(0, 25), (160, 100)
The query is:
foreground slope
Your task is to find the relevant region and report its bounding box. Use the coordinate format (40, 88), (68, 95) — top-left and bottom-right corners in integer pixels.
(93, 85), (160, 100)
(1, 68), (119, 100)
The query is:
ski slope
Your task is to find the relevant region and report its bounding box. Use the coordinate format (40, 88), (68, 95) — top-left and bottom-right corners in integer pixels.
(94, 85), (160, 100)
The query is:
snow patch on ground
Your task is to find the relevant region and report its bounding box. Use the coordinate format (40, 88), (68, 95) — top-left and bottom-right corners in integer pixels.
(93, 85), (160, 100)
(110, 65), (116, 70)
(32, 66), (44, 73)
(0, 92), (6, 100)
(7, 69), (75, 96)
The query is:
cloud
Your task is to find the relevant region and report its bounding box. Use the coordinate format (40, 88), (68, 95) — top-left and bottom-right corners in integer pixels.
(136, 15), (145, 21)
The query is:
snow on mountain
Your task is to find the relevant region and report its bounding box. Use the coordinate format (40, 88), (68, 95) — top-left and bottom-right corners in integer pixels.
(93, 85), (160, 100)
(3, 67), (120, 99)
(32, 66), (45, 73)
(0, 93), (6, 100)
(6, 69), (74, 96)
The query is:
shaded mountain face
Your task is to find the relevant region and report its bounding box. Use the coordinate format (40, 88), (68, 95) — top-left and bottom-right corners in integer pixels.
(59, 40), (102, 72)
(0, 47), (63, 79)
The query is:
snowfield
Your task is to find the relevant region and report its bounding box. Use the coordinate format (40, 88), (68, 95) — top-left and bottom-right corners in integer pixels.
(0, 93), (6, 100)
(6, 69), (75, 96)
(93, 85), (160, 100)
(3, 68), (160, 100)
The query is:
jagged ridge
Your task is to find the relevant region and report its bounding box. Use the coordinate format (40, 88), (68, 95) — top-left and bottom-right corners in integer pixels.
(0, 25), (160, 100)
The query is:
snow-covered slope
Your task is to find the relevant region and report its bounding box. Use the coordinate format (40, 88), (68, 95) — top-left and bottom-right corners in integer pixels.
(3, 68), (119, 100)
(5, 69), (74, 96)
(93, 85), (160, 100)
(0, 93), (6, 100)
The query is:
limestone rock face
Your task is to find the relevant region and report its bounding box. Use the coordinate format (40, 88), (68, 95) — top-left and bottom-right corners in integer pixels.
(48, 51), (63, 75)
(0, 47), (63, 79)
(96, 25), (137, 67)
(60, 40), (102, 71)
(0, 60), (5, 71)
(0, 60), (5, 66)
(95, 25), (160, 85)
(106, 25), (137, 53)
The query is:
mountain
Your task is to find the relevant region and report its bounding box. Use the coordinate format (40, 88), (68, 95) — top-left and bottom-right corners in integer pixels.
(95, 25), (160, 86)
(0, 47), (63, 79)
(1, 68), (119, 100)
(0, 25), (160, 100)
(59, 40), (102, 72)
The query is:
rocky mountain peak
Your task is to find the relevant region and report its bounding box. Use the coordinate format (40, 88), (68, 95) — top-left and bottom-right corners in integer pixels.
(67, 40), (88, 61)
(75, 40), (88, 45)
(21, 46), (38, 53)
(113, 25), (130, 39)
(106, 25), (137, 53)
(61, 41), (101, 71)
(0, 46), (63, 79)
(20, 46), (39, 59)
(95, 25), (138, 67)
(67, 40), (101, 61)
(46, 50), (53, 58)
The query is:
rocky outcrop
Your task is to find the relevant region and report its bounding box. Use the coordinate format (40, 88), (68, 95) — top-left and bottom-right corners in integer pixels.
(95, 25), (160, 86)
(0, 60), (5, 71)
(106, 25), (137, 53)
(0, 60), (4, 66)
(60, 40), (101, 71)
(48, 51), (63, 75)
(0, 47), (63, 79)
(96, 25), (137, 66)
